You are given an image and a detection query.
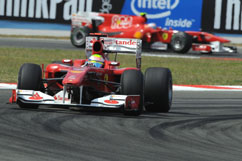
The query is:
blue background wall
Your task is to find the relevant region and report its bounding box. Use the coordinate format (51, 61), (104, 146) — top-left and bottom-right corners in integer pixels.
(121, 0), (203, 31)
(0, 0), (238, 35)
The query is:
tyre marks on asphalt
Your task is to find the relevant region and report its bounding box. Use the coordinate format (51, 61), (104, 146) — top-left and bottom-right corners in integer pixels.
(1, 89), (242, 161)
(149, 94), (242, 161)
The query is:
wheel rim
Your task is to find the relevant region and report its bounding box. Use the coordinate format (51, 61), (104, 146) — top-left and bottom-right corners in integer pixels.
(74, 31), (85, 44)
(173, 38), (184, 50)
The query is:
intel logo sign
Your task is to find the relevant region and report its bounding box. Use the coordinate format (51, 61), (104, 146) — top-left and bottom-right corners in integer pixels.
(131, 0), (180, 19)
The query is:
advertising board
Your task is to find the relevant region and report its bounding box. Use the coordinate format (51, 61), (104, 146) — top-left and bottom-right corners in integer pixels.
(0, 0), (124, 23)
(121, 0), (203, 31)
(0, 0), (202, 31)
(202, 0), (242, 34)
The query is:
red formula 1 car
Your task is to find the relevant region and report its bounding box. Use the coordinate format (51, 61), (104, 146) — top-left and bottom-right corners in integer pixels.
(12, 34), (172, 116)
(71, 12), (236, 54)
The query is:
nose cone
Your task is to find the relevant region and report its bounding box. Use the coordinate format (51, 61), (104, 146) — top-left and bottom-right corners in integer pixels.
(62, 68), (87, 86)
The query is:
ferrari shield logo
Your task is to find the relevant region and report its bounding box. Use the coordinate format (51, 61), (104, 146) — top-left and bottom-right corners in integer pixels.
(162, 33), (168, 40)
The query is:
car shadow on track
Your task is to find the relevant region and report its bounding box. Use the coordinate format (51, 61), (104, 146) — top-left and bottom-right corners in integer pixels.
(8, 104), (196, 119)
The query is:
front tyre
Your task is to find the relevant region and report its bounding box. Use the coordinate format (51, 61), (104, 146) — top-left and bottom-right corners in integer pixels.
(17, 63), (43, 109)
(170, 32), (192, 53)
(144, 67), (172, 112)
(121, 70), (144, 116)
(70, 27), (90, 48)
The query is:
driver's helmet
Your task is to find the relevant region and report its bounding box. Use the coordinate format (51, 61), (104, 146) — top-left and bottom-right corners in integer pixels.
(88, 54), (104, 68)
(140, 12), (146, 17)
(140, 12), (147, 22)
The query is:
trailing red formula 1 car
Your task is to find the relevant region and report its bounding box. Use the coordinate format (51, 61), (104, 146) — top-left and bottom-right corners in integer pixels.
(71, 12), (237, 54)
(12, 33), (173, 116)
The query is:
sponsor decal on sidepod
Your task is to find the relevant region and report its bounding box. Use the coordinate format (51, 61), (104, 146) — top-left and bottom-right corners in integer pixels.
(111, 15), (133, 29)
(116, 40), (137, 45)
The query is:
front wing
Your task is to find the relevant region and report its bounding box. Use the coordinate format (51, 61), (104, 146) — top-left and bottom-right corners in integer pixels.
(15, 90), (140, 110)
(192, 41), (237, 53)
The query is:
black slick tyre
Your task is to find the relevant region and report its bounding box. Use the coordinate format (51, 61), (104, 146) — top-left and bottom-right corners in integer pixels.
(70, 27), (90, 48)
(144, 67), (172, 112)
(170, 31), (192, 53)
(120, 70), (143, 116)
(17, 63), (43, 109)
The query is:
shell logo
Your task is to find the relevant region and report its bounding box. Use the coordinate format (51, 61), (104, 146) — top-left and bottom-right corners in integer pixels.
(131, 0), (180, 19)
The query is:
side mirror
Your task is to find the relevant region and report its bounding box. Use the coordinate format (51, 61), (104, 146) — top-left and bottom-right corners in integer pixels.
(108, 62), (120, 66)
(62, 59), (73, 65)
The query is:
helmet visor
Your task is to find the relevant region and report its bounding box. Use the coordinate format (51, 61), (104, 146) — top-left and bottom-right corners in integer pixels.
(93, 62), (103, 68)
(88, 60), (103, 68)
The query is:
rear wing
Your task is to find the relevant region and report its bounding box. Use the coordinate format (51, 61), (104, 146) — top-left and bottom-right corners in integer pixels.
(86, 37), (142, 57)
(85, 36), (142, 68)
(71, 12), (104, 27)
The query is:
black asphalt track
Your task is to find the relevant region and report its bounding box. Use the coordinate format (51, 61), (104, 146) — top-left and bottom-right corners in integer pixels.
(1, 37), (242, 160)
(0, 89), (242, 161)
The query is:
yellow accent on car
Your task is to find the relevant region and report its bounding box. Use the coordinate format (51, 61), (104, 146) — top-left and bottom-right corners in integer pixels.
(134, 31), (142, 39)
(104, 74), (108, 81)
(71, 70), (82, 73)
(162, 33), (169, 40)
(117, 20), (121, 25)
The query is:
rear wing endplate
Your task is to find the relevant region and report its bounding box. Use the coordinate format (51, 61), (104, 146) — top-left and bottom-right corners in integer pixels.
(71, 12), (104, 27)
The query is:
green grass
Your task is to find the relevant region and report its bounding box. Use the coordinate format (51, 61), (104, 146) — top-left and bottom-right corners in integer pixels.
(0, 34), (69, 40)
(1, 47), (242, 85)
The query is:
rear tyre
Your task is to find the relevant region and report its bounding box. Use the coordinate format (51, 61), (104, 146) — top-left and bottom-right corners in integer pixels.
(170, 32), (192, 53)
(120, 70), (143, 116)
(17, 63), (43, 109)
(144, 67), (172, 112)
(70, 27), (90, 48)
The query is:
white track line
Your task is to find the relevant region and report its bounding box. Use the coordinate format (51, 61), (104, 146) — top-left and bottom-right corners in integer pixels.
(1, 83), (242, 91)
(173, 85), (242, 91)
(0, 83), (17, 89)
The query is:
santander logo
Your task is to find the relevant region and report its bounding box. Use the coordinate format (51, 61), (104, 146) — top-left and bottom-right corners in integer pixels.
(116, 40), (136, 45)
(131, 0), (180, 19)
